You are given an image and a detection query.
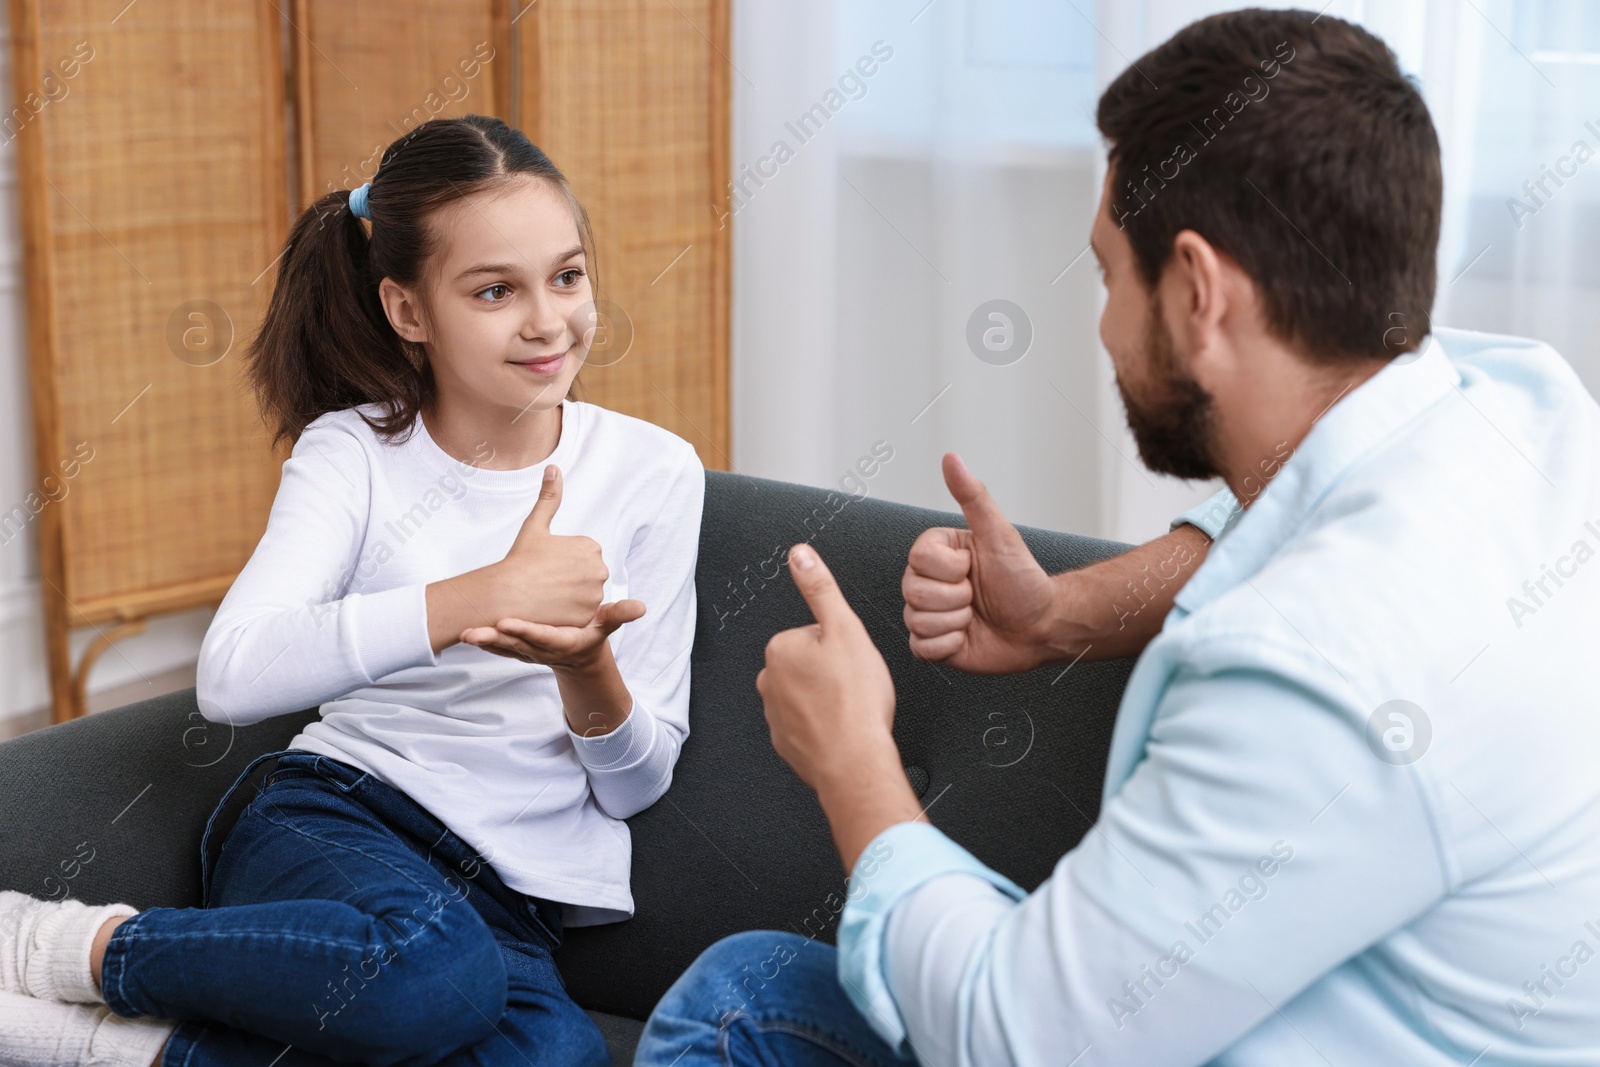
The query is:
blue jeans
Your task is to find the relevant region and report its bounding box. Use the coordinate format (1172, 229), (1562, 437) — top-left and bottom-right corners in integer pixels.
(634, 931), (906, 1067)
(100, 750), (610, 1067)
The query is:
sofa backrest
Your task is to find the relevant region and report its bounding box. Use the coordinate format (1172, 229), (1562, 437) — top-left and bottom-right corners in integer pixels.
(0, 471), (1136, 1021)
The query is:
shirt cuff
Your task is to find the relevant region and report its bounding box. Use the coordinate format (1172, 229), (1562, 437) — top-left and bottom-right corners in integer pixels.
(340, 582), (437, 679)
(837, 822), (1026, 1056)
(1170, 486), (1242, 541)
(567, 699), (656, 772)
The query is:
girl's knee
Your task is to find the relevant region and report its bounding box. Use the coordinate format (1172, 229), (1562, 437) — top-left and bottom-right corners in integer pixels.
(314, 896), (508, 1064)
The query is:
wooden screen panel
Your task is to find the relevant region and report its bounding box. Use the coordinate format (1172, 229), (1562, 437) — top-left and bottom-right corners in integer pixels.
(11, 0), (286, 631)
(292, 0), (507, 210)
(517, 0), (731, 470)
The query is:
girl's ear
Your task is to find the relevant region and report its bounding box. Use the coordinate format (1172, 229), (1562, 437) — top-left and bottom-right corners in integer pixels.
(378, 276), (430, 344)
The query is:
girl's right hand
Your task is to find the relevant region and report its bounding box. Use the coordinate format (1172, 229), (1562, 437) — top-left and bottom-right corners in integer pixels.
(425, 465), (608, 653)
(490, 465), (608, 626)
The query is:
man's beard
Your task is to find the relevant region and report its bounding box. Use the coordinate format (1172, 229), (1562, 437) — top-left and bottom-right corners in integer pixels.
(1114, 295), (1219, 481)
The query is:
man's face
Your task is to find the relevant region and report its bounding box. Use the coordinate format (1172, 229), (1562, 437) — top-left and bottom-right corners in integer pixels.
(1090, 170), (1219, 481)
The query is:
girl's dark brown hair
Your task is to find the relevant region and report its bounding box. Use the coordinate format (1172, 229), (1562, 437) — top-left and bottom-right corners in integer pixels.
(248, 114), (597, 445)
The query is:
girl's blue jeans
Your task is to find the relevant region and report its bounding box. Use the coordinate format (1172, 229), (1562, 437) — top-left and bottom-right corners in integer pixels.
(99, 750), (610, 1067)
(633, 931), (907, 1067)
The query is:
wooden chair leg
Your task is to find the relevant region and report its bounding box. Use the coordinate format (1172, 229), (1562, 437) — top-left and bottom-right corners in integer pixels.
(44, 592), (75, 725)
(68, 619), (149, 720)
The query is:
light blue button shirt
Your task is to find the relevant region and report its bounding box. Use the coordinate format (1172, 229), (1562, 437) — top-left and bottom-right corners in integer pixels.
(838, 328), (1600, 1066)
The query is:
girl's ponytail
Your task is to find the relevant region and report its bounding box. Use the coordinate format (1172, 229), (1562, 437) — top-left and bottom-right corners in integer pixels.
(246, 115), (594, 446)
(247, 189), (428, 446)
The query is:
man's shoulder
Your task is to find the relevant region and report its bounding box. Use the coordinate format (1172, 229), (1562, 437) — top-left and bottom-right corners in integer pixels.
(1432, 325), (1562, 363)
(1256, 328), (1597, 619)
(1434, 326), (1591, 409)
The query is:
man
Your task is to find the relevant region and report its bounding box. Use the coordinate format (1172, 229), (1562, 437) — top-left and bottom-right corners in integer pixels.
(637, 9), (1600, 1066)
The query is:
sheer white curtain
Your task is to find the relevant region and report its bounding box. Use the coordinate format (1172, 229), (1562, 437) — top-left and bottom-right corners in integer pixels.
(730, 0), (1600, 542)
(731, 0), (1106, 535)
(1423, 0), (1600, 390)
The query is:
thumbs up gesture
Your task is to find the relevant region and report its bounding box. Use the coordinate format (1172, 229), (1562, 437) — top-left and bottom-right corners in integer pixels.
(425, 465), (642, 663)
(463, 464), (645, 668)
(490, 464), (611, 627)
(902, 453), (1057, 673)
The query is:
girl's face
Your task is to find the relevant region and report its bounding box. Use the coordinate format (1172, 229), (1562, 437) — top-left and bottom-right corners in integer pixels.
(386, 175), (593, 423)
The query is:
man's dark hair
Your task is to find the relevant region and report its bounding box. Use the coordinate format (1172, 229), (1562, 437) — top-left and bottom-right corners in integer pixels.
(1096, 8), (1440, 362)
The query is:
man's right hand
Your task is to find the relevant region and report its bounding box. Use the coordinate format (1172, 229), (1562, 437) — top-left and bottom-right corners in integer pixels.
(902, 453), (1058, 674)
(903, 453), (1216, 674)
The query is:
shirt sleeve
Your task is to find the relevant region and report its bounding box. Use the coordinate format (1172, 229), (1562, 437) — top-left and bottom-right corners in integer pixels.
(566, 447), (704, 819)
(195, 423), (438, 726)
(836, 823), (1024, 1058)
(1170, 487), (1241, 541)
(838, 637), (1448, 1066)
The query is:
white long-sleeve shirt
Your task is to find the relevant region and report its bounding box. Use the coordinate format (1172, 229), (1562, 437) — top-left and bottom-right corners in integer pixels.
(197, 398), (704, 925)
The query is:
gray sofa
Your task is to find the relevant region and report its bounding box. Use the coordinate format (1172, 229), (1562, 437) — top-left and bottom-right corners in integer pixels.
(0, 471), (1136, 1064)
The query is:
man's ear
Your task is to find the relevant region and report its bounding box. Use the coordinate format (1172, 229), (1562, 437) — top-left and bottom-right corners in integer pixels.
(378, 276), (429, 344)
(1162, 228), (1231, 362)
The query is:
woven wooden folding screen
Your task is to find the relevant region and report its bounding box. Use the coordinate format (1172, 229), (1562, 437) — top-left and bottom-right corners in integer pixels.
(10, 0), (730, 722)
(10, 0), (288, 723)
(516, 0), (731, 442)
(290, 0), (511, 208)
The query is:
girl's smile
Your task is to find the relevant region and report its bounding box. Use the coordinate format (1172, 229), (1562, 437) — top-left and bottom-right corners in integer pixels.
(510, 350), (569, 376)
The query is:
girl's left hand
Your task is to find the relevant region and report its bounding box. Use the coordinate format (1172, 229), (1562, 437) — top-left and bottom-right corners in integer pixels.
(460, 599), (646, 669)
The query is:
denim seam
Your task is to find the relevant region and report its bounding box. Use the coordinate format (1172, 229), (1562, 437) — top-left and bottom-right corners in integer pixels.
(262, 767), (315, 787)
(756, 1019), (887, 1067)
(103, 915), (133, 1014)
(261, 769), (338, 793)
(124, 928), (372, 951)
(264, 761), (367, 795)
(312, 755), (369, 792)
(167, 1022), (203, 1067)
(393, 808), (556, 950)
(719, 1014), (888, 1067)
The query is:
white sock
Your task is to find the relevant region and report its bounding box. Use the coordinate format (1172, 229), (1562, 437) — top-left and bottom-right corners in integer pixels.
(0, 892), (137, 1004)
(0, 991), (176, 1067)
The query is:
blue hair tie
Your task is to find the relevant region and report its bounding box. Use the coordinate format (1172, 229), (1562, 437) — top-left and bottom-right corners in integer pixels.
(349, 182), (372, 220)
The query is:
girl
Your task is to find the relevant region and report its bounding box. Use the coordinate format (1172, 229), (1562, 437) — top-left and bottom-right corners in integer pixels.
(0, 115), (703, 1067)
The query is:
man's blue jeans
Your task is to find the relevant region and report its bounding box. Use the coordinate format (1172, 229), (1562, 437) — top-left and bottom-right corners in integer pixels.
(634, 931), (906, 1067)
(99, 750), (610, 1067)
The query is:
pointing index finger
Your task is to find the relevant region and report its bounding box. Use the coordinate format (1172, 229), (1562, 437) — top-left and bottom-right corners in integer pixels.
(787, 543), (860, 634)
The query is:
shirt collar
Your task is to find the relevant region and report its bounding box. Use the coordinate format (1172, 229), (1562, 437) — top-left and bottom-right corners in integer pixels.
(1173, 334), (1463, 615)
